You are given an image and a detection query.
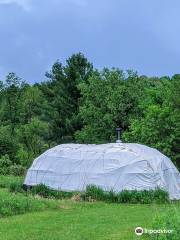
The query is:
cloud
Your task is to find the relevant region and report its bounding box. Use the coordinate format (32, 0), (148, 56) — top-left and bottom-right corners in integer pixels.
(0, 0), (32, 11)
(53, 0), (89, 7)
(0, 0), (89, 11)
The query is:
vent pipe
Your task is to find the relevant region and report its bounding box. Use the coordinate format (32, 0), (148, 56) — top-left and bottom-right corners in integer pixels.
(116, 127), (122, 143)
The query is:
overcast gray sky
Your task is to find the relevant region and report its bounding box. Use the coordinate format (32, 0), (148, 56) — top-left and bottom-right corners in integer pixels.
(0, 0), (179, 83)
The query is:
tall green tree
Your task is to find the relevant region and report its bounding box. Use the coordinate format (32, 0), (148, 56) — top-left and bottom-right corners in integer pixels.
(1, 73), (24, 135)
(123, 75), (180, 167)
(16, 117), (48, 167)
(42, 53), (93, 143)
(19, 85), (47, 124)
(75, 68), (141, 143)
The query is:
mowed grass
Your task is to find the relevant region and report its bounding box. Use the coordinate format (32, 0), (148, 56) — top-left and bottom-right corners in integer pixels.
(0, 176), (179, 240)
(0, 199), (179, 240)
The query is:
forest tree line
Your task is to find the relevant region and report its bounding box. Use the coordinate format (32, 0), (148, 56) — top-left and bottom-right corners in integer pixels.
(0, 53), (179, 175)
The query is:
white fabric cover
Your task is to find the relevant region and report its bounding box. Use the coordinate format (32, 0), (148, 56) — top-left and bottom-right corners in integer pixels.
(24, 143), (180, 199)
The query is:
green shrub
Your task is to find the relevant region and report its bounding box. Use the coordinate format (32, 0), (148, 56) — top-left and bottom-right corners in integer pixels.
(117, 189), (153, 204)
(84, 185), (105, 201)
(0, 154), (26, 176)
(83, 186), (169, 204)
(153, 188), (169, 204)
(0, 126), (18, 161)
(0, 175), (23, 188)
(149, 208), (180, 239)
(117, 188), (169, 204)
(117, 190), (132, 203)
(12, 182), (169, 204)
(9, 183), (74, 199)
(9, 181), (24, 193)
(0, 155), (12, 175)
(16, 147), (32, 168)
(106, 190), (118, 203)
(31, 184), (73, 199)
(9, 164), (26, 176)
(31, 184), (54, 198)
(0, 191), (58, 217)
(140, 190), (154, 204)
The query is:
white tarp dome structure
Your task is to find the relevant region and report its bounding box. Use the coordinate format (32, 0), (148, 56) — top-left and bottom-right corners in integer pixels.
(24, 143), (180, 199)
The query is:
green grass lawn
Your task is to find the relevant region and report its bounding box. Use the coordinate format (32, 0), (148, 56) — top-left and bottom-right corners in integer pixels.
(0, 196), (179, 240)
(0, 176), (179, 240)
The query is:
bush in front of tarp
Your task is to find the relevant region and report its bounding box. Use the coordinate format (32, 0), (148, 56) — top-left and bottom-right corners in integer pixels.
(9, 182), (170, 204)
(31, 184), (73, 199)
(153, 188), (170, 204)
(116, 189), (169, 204)
(9, 181), (24, 194)
(83, 185), (170, 204)
(82, 185), (105, 201)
